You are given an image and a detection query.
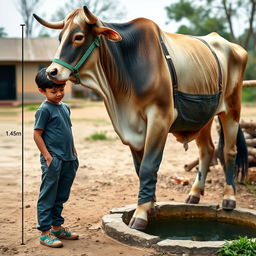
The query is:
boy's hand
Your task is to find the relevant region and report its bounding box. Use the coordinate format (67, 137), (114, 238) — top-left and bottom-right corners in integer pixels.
(73, 147), (78, 157)
(34, 129), (53, 167)
(45, 156), (53, 167)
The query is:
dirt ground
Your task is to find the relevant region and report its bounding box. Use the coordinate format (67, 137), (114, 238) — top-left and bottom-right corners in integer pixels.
(0, 100), (255, 256)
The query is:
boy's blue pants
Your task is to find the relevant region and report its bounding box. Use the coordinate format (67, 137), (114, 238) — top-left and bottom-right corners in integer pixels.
(37, 156), (79, 231)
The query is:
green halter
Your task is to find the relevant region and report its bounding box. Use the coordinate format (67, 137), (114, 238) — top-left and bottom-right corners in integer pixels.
(52, 36), (100, 84)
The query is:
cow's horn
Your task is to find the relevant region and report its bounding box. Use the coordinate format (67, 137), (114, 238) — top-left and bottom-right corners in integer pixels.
(83, 6), (98, 24)
(33, 14), (64, 29)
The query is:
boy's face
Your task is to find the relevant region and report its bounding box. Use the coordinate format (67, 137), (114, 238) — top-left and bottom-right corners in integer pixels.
(39, 86), (65, 104)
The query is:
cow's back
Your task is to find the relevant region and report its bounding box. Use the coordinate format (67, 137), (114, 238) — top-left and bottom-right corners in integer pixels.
(200, 32), (247, 97)
(162, 32), (247, 97)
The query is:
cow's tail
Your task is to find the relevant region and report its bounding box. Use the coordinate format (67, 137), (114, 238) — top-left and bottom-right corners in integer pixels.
(217, 117), (248, 182)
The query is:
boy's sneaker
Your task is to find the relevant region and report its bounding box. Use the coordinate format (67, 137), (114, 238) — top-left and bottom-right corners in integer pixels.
(40, 233), (63, 248)
(51, 227), (79, 240)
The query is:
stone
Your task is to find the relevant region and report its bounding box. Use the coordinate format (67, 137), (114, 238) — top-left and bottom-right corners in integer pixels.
(156, 239), (224, 255)
(102, 202), (256, 255)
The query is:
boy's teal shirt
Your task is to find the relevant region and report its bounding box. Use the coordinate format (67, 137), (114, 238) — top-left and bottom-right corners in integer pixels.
(34, 101), (76, 161)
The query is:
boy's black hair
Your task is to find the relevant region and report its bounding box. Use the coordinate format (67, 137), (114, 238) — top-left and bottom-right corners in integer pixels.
(35, 68), (65, 91)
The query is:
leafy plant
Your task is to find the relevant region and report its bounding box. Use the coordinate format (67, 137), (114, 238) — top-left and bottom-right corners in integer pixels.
(85, 131), (109, 141)
(244, 183), (256, 194)
(22, 103), (40, 111)
(242, 88), (256, 103)
(217, 237), (256, 256)
(0, 27), (7, 37)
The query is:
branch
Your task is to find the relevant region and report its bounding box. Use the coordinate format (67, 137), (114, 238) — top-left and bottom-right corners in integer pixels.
(243, 0), (256, 49)
(96, 2), (114, 16)
(92, 0), (100, 13)
(16, 0), (43, 37)
(221, 0), (236, 41)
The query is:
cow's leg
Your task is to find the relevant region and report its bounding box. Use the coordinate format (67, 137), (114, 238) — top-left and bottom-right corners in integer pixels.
(130, 148), (143, 177)
(218, 112), (240, 210)
(186, 120), (214, 204)
(129, 105), (171, 230)
(130, 148), (157, 220)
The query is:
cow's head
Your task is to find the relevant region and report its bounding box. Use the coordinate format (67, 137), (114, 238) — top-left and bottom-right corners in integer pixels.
(33, 6), (121, 83)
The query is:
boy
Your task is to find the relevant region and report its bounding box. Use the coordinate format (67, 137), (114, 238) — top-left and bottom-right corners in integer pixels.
(34, 68), (79, 248)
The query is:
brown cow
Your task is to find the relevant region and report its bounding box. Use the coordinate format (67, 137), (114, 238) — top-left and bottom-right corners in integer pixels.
(34, 6), (248, 230)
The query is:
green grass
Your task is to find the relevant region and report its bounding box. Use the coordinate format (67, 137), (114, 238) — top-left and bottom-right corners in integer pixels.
(0, 111), (18, 116)
(20, 100), (102, 111)
(244, 183), (256, 194)
(72, 118), (110, 124)
(98, 181), (112, 186)
(22, 103), (40, 111)
(85, 131), (111, 141)
(217, 237), (256, 256)
(242, 88), (256, 102)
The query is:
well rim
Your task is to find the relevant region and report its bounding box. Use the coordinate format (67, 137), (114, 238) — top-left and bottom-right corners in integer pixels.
(102, 202), (256, 255)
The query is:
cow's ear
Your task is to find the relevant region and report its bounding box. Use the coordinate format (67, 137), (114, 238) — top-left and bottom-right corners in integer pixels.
(93, 26), (122, 42)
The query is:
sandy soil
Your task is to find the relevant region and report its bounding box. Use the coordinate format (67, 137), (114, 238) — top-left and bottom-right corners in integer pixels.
(0, 100), (255, 256)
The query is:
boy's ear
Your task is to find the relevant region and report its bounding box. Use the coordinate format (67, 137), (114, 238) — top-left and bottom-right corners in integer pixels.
(38, 88), (45, 94)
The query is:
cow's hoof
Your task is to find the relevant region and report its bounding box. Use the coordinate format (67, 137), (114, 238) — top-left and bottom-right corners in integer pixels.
(222, 199), (236, 210)
(128, 217), (148, 230)
(185, 195), (200, 204)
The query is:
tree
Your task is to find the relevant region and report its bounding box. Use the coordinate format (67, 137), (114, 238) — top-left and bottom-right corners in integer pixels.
(165, 0), (256, 50)
(165, 0), (256, 87)
(16, 0), (43, 37)
(165, 0), (231, 40)
(38, 0), (126, 38)
(210, 0), (256, 49)
(54, 0), (125, 21)
(0, 27), (7, 37)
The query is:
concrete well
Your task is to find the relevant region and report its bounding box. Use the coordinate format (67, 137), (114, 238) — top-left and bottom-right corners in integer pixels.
(102, 202), (256, 255)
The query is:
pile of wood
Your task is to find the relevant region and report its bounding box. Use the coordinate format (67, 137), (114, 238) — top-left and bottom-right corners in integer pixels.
(184, 120), (256, 172)
(240, 120), (256, 167)
(184, 81), (256, 182)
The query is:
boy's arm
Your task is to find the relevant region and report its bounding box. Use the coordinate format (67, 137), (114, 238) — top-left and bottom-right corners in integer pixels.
(73, 146), (78, 156)
(34, 129), (52, 166)
(66, 104), (78, 157)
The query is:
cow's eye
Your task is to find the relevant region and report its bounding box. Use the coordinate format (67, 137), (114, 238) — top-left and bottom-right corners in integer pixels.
(74, 35), (84, 41)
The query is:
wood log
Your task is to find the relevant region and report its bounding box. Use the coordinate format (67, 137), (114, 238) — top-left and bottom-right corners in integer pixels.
(246, 167), (256, 184)
(185, 118), (256, 171)
(184, 150), (218, 172)
(248, 155), (256, 163)
(240, 121), (256, 130)
(184, 159), (199, 172)
(243, 80), (256, 88)
(211, 149), (218, 166)
(246, 138), (256, 147)
(244, 132), (253, 140)
(184, 152), (256, 172)
(243, 129), (256, 137)
(248, 147), (256, 156)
